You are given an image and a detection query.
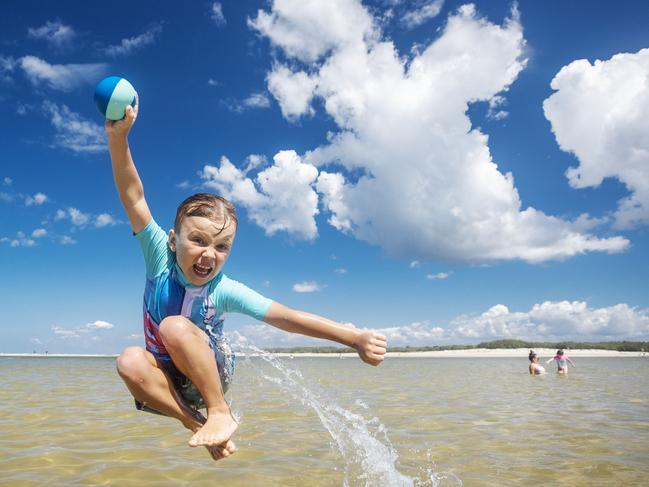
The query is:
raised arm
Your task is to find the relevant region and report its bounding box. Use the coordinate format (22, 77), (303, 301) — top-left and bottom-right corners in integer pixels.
(263, 302), (387, 366)
(105, 99), (152, 233)
(567, 357), (576, 367)
(545, 357), (555, 364)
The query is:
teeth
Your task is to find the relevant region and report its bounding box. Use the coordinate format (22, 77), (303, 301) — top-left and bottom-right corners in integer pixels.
(194, 264), (212, 275)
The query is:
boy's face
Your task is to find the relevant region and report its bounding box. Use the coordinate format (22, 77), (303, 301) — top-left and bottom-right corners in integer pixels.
(168, 215), (236, 286)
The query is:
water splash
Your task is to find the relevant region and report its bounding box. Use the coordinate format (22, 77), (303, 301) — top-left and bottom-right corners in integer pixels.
(230, 333), (461, 487)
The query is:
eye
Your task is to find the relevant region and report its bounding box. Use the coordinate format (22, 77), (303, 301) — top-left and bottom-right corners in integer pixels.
(191, 236), (204, 245)
(216, 243), (230, 252)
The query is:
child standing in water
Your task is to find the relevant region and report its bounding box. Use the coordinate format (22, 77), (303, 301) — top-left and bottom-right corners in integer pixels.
(546, 349), (576, 374)
(105, 100), (387, 461)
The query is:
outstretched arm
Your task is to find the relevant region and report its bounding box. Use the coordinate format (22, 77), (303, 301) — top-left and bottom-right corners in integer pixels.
(263, 302), (387, 366)
(105, 99), (152, 233)
(545, 357), (554, 364)
(567, 358), (576, 367)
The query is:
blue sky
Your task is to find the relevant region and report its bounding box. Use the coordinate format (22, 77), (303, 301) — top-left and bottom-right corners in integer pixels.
(1, 0), (648, 353)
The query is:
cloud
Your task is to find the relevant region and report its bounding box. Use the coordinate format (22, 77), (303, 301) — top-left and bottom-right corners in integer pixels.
(211, 2), (227, 27)
(25, 192), (47, 206)
(244, 154), (267, 173)
(369, 301), (649, 346)
(60, 235), (77, 245)
(401, 0), (444, 29)
(32, 228), (47, 238)
(243, 92), (271, 109)
(427, 271), (450, 280)
(42, 101), (106, 153)
(226, 92), (272, 112)
(446, 301), (649, 342)
(95, 213), (116, 227)
(3, 177), (12, 186)
(544, 48), (649, 230)
(486, 95), (508, 120)
(409, 261), (420, 268)
(51, 320), (115, 340)
(248, 0), (377, 63)
(200, 151), (320, 240)
(27, 20), (76, 49)
(267, 65), (317, 120)
(20, 56), (107, 91)
(246, 1), (628, 264)
(236, 300), (649, 347)
(55, 207), (90, 226)
(85, 320), (114, 330)
(292, 281), (323, 293)
(0, 55), (17, 82)
(1, 231), (36, 247)
(334, 268), (347, 274)
(104, 23), (163, 57)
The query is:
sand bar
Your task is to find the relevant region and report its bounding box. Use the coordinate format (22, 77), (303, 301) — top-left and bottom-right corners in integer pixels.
(1, 348), (646, 359)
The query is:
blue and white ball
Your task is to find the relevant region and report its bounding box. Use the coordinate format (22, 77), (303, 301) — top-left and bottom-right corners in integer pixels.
(94, 76), (137, 120)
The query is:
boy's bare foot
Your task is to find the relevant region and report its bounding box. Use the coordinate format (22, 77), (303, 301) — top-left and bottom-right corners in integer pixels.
(188, 408), (239, 448)
(182, 410), (237, 461)
(205, 440), (237, 461)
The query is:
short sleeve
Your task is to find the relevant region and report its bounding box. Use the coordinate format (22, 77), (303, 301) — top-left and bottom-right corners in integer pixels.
(216, 275), (273, 321)
(134, 219), (172, 278)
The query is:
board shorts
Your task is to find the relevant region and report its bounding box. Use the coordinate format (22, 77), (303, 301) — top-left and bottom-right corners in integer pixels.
(135, 335), (236, 415)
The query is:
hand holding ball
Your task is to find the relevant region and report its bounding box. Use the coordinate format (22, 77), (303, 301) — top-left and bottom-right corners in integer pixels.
(94, 76), (136, 120)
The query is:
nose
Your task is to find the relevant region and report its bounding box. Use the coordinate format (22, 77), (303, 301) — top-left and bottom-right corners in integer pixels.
(200, 248), (216, 261)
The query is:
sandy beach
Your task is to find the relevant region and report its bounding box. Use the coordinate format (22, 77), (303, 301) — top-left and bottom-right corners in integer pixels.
(276, 348), (647, 358)
(1, 348), (646, 359)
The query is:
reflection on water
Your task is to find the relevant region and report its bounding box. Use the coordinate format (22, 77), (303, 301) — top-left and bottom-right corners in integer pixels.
(0, 355), (647, 486)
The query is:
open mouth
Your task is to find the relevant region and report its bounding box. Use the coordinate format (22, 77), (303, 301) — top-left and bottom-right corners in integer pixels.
(193, 263), (213, 278)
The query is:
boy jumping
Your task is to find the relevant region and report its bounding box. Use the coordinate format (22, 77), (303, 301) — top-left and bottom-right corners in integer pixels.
(105, 99), (387, 461)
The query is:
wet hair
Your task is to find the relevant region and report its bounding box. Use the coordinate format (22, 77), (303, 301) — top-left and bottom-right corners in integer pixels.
(174, 193), (238, 234)
(528, 350), (537, 362)
(556, 349), (564, 356)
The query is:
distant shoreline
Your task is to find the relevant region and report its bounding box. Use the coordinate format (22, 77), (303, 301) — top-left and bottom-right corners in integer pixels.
(1, 348), (646, 359)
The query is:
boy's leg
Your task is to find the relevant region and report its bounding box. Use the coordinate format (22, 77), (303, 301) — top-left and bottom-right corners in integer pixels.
(158, 316), (238, 448)
(116, 346), (235, 459)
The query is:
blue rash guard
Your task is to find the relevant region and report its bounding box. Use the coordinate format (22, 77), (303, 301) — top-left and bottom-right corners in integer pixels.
(135, 219), (272, 393)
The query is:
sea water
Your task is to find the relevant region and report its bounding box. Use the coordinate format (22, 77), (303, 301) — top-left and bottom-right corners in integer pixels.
(1, 351), (647, 486)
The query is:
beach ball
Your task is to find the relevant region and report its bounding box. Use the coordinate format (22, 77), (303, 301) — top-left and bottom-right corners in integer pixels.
(94, 76), (136, 120)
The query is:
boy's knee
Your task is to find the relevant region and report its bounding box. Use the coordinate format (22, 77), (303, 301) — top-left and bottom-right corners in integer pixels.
(159, 315), (194, 347)
(116, 347), (149, 380)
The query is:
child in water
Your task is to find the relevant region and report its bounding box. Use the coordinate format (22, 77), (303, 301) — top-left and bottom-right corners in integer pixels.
(528, 350), (546, 375)
(546, 349), (576, 374)
(105, 100), (387, 461)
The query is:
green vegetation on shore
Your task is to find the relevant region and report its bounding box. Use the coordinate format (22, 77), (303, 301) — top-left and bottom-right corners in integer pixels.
(264, 339), (649, 354)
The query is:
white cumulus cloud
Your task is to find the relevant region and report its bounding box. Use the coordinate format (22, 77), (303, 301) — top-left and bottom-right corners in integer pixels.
(544, 48), (649, 230)
(20, 56), (107, 91)
(247, 1), (628, 264)
(200, 151), (320, 240)
(32, 228), (47, 238)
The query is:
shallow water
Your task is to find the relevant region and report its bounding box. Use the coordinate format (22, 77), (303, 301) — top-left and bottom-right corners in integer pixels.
(1, 355), (648, 486)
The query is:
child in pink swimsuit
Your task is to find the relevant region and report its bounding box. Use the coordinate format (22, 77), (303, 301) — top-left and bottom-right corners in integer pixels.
(546, 349), (576, 374)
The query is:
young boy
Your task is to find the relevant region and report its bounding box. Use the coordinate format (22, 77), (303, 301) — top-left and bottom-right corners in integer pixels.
(105, 100), (387, 461)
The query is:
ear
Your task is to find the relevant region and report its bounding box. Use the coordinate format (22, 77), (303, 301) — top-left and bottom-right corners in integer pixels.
(168, 229), (176, 252)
